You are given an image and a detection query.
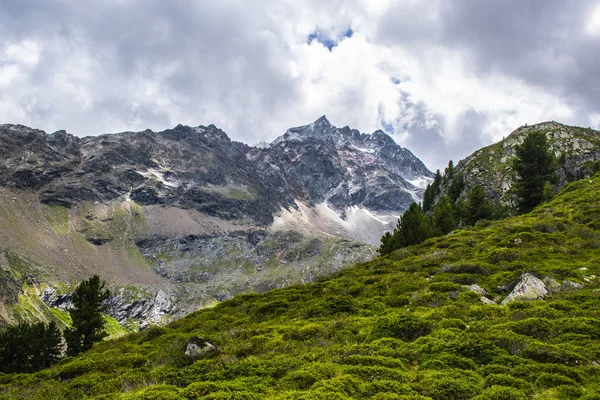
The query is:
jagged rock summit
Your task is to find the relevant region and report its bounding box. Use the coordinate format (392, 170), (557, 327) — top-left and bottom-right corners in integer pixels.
(0, 117), (431, 327)
(0, 117), (432, 244)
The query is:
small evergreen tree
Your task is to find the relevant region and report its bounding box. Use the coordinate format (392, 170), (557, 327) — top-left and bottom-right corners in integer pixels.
(447, 171), (465, 202)
(443, 160), (455, 185)
(461, 185), (493, 226)
(378, 231), (396, 256)
(432, 195), (456, 235)
(394, 202), (433, 247)
(433, 169), (442, 195)
(66, 275), (110, 356)
(378, 203), (434, 255)
(423, 170), (443, 213)
(512, 131), (557, 213)
(0, 321), (62, 373)
(422, 183), (435, 213)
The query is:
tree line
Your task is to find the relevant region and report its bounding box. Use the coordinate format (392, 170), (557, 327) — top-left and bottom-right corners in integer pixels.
(380, 131), (557, 255)
(0, 275), (109, 373)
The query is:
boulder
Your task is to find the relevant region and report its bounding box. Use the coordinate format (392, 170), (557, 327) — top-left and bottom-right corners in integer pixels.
(184, 337), (216, 359)
(561, 280), (583, 291)
(542, 277), (561, 293)
(501, 273), (549, 305)
(467, 285), (487, 296)
(480, 296), (496, 305)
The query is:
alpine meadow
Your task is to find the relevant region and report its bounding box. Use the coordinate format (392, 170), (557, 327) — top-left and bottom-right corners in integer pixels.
(2, 1), (600, 399)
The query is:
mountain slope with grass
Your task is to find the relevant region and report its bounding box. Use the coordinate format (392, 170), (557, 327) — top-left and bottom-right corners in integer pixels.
(453, 121), (600, 203)
(2, 173), (599, 399)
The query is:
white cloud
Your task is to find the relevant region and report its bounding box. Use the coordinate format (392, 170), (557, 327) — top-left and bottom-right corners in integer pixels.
(585, 5), (600, 35)
(0, 1), (597, 171)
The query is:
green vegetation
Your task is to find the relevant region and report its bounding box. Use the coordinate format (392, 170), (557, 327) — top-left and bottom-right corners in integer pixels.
(380, 161), (505, 255)
(0, 174), (599, 398)
(379, 202), (433, 254)
(0, 321), (62, 373)
(44, 205), (70, 234)
(65, 275), (110, 356)
(513, 131), (558, 213)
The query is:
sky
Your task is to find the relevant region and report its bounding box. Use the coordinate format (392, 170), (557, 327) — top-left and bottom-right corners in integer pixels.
(1, 0), (599, 171)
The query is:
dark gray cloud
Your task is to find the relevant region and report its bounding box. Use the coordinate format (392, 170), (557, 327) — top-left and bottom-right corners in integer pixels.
(0, 0), (598, 171)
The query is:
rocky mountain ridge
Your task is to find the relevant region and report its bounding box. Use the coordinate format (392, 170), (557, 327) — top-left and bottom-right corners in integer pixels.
(453, 121), (600, 202)
(0, 117), (431, 328)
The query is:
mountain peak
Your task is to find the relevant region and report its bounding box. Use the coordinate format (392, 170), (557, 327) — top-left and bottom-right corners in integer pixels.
(313, 115), (331, 128)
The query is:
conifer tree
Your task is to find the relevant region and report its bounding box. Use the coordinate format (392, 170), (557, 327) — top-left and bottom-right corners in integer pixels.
(66, 275), (110, 356)
(432, 195), (456, 235)
(448, 171), (465, 202)
(378, 202), (434, 255)
(393, 202), (433, 248)
(461, 184), (493, 226)
(423, 170), (443, 213)
(378, 231), (395, 255)
(0, 321), (62, 373)
(443, 160), (454, 185)
(512, 131), (557, 213)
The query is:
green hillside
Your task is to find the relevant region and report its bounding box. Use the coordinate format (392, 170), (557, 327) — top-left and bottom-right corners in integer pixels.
(1, 175), (600, 399)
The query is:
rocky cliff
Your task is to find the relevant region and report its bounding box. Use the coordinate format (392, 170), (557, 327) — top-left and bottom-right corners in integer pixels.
(453, 121), (600, 202)
(0, 117), (431, 329)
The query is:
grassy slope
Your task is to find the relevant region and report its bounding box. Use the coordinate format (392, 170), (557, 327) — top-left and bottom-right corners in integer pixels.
(1, 176), (600, 399)
(456, 122), (600, 202)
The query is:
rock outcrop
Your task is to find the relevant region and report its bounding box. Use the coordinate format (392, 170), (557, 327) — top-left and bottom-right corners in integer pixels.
(501, 273), (549, 305)
(451, 122), (600, 203)
(501, 273), (585, 305)
(185, 337), (216, 359)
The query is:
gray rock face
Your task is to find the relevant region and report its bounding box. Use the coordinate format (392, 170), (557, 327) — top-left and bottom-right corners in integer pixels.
(0, 117), (432, 226)
(480, 296), (496, 305)
(501, 273), (549, 305)
(561, 280), (583, 291)
(184, 337), (216, 359)
(105, 288), (174, 325)
(542, 277), (561, 293)
(40, 287), (72, 311)
(0, 117), (426, 327)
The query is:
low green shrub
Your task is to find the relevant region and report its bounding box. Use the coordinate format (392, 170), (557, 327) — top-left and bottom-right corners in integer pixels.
(370, 314), (432, 342)
(535, 372), (579, 389)
(472, 385), (527, 400)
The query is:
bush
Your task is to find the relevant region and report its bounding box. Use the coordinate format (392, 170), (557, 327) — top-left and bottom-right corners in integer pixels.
(124, 384), (184, 400)
(429, 282), (463, 293)
(484, 374), (533, 394)
(340, 355), (405, 370)
(419, 370), (483, 400)
(501, 318), (555, 340)
(438, 318), (467, 330)
(326, 296), (356, 314)
(343, 365), (409, 383)
(282, 363), (338, 389)
(284, 323), (326, 341)
(472, 386), (527, 400)
(360, 380), (416, 397)
(535, 372), (579, 389)
(370, 314), (432, 342)
(421, 353), (477, 371)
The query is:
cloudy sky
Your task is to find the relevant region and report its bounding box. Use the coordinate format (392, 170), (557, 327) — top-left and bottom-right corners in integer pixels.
(1, 0), (599, 170)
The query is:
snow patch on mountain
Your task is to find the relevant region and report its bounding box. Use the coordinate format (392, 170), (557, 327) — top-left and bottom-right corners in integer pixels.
(271, 201), (398, 245)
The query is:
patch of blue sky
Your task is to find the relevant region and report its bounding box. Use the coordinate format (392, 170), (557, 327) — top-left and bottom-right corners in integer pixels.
(307, 27), (354, 51)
